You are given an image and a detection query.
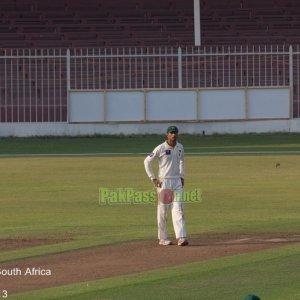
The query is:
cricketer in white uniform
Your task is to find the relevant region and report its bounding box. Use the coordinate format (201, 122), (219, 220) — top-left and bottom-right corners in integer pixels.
(144, 126), (188, 246)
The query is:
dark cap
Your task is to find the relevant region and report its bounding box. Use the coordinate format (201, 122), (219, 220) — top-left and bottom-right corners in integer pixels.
(243, 295), (261, 300)
(166, 126), (178, 133)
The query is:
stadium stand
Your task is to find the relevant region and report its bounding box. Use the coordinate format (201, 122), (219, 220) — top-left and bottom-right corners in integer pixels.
(1, 0), (300, 48)
(0, 0), (192, 48)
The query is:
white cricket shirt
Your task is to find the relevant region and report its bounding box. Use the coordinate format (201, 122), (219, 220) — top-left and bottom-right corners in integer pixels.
(144, 141), (185, 180)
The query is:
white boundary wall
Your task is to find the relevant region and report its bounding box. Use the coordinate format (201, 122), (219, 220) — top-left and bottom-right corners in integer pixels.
(68, 88), (290, 123)
(1, 119), (300, 137)
(1, 86), (297, 137)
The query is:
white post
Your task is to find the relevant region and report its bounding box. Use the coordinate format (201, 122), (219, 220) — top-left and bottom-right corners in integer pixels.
(178, 47), (182, 88)
(289, 45), (293, 119)
(66, 49), (71, 123)
(194, 0), (201, 46)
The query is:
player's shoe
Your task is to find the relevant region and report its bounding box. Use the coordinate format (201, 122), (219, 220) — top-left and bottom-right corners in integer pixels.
(159, 239), (172, 246)
(177, 238), (188, 246)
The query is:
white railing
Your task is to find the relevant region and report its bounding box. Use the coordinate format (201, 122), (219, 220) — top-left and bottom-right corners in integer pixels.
(69, 45), (290, 90)
(0, 49), (67, 122)
(0, 45), (299, 122)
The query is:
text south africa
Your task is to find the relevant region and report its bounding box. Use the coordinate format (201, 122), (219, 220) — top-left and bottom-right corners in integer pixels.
(0, 267), (52, 276)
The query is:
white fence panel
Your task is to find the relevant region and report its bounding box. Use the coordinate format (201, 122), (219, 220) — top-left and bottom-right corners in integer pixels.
(248, 88), (290, 119)
(146, 90), (197, 121)
(69, 91), (104, 122)
(106, 91), (144, 122)
(68, 88), (290, 123)
(199, 89), (245, 120)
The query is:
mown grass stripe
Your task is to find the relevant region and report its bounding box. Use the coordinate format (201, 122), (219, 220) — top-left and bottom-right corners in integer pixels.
(1, 150), (300, 158)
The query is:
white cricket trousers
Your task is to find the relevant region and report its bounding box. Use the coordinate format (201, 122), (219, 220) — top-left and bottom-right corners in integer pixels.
(157, 178), (187, 240)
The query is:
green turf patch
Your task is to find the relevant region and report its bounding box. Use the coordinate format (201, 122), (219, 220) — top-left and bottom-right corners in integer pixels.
(1, 133), (300, 155)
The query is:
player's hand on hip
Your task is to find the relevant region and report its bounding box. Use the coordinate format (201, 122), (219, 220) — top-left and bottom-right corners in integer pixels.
(152, 178), (162, 188)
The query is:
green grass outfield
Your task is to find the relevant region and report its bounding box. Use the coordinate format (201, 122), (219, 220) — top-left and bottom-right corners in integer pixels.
(0, 134), (300, 299)
(1, 133), (300, 155)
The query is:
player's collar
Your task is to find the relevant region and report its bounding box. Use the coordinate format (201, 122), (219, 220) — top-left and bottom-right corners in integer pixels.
(165, 140), (177, 148)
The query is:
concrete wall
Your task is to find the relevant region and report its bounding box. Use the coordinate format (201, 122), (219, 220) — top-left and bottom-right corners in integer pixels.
(1, 119), (300, 137)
